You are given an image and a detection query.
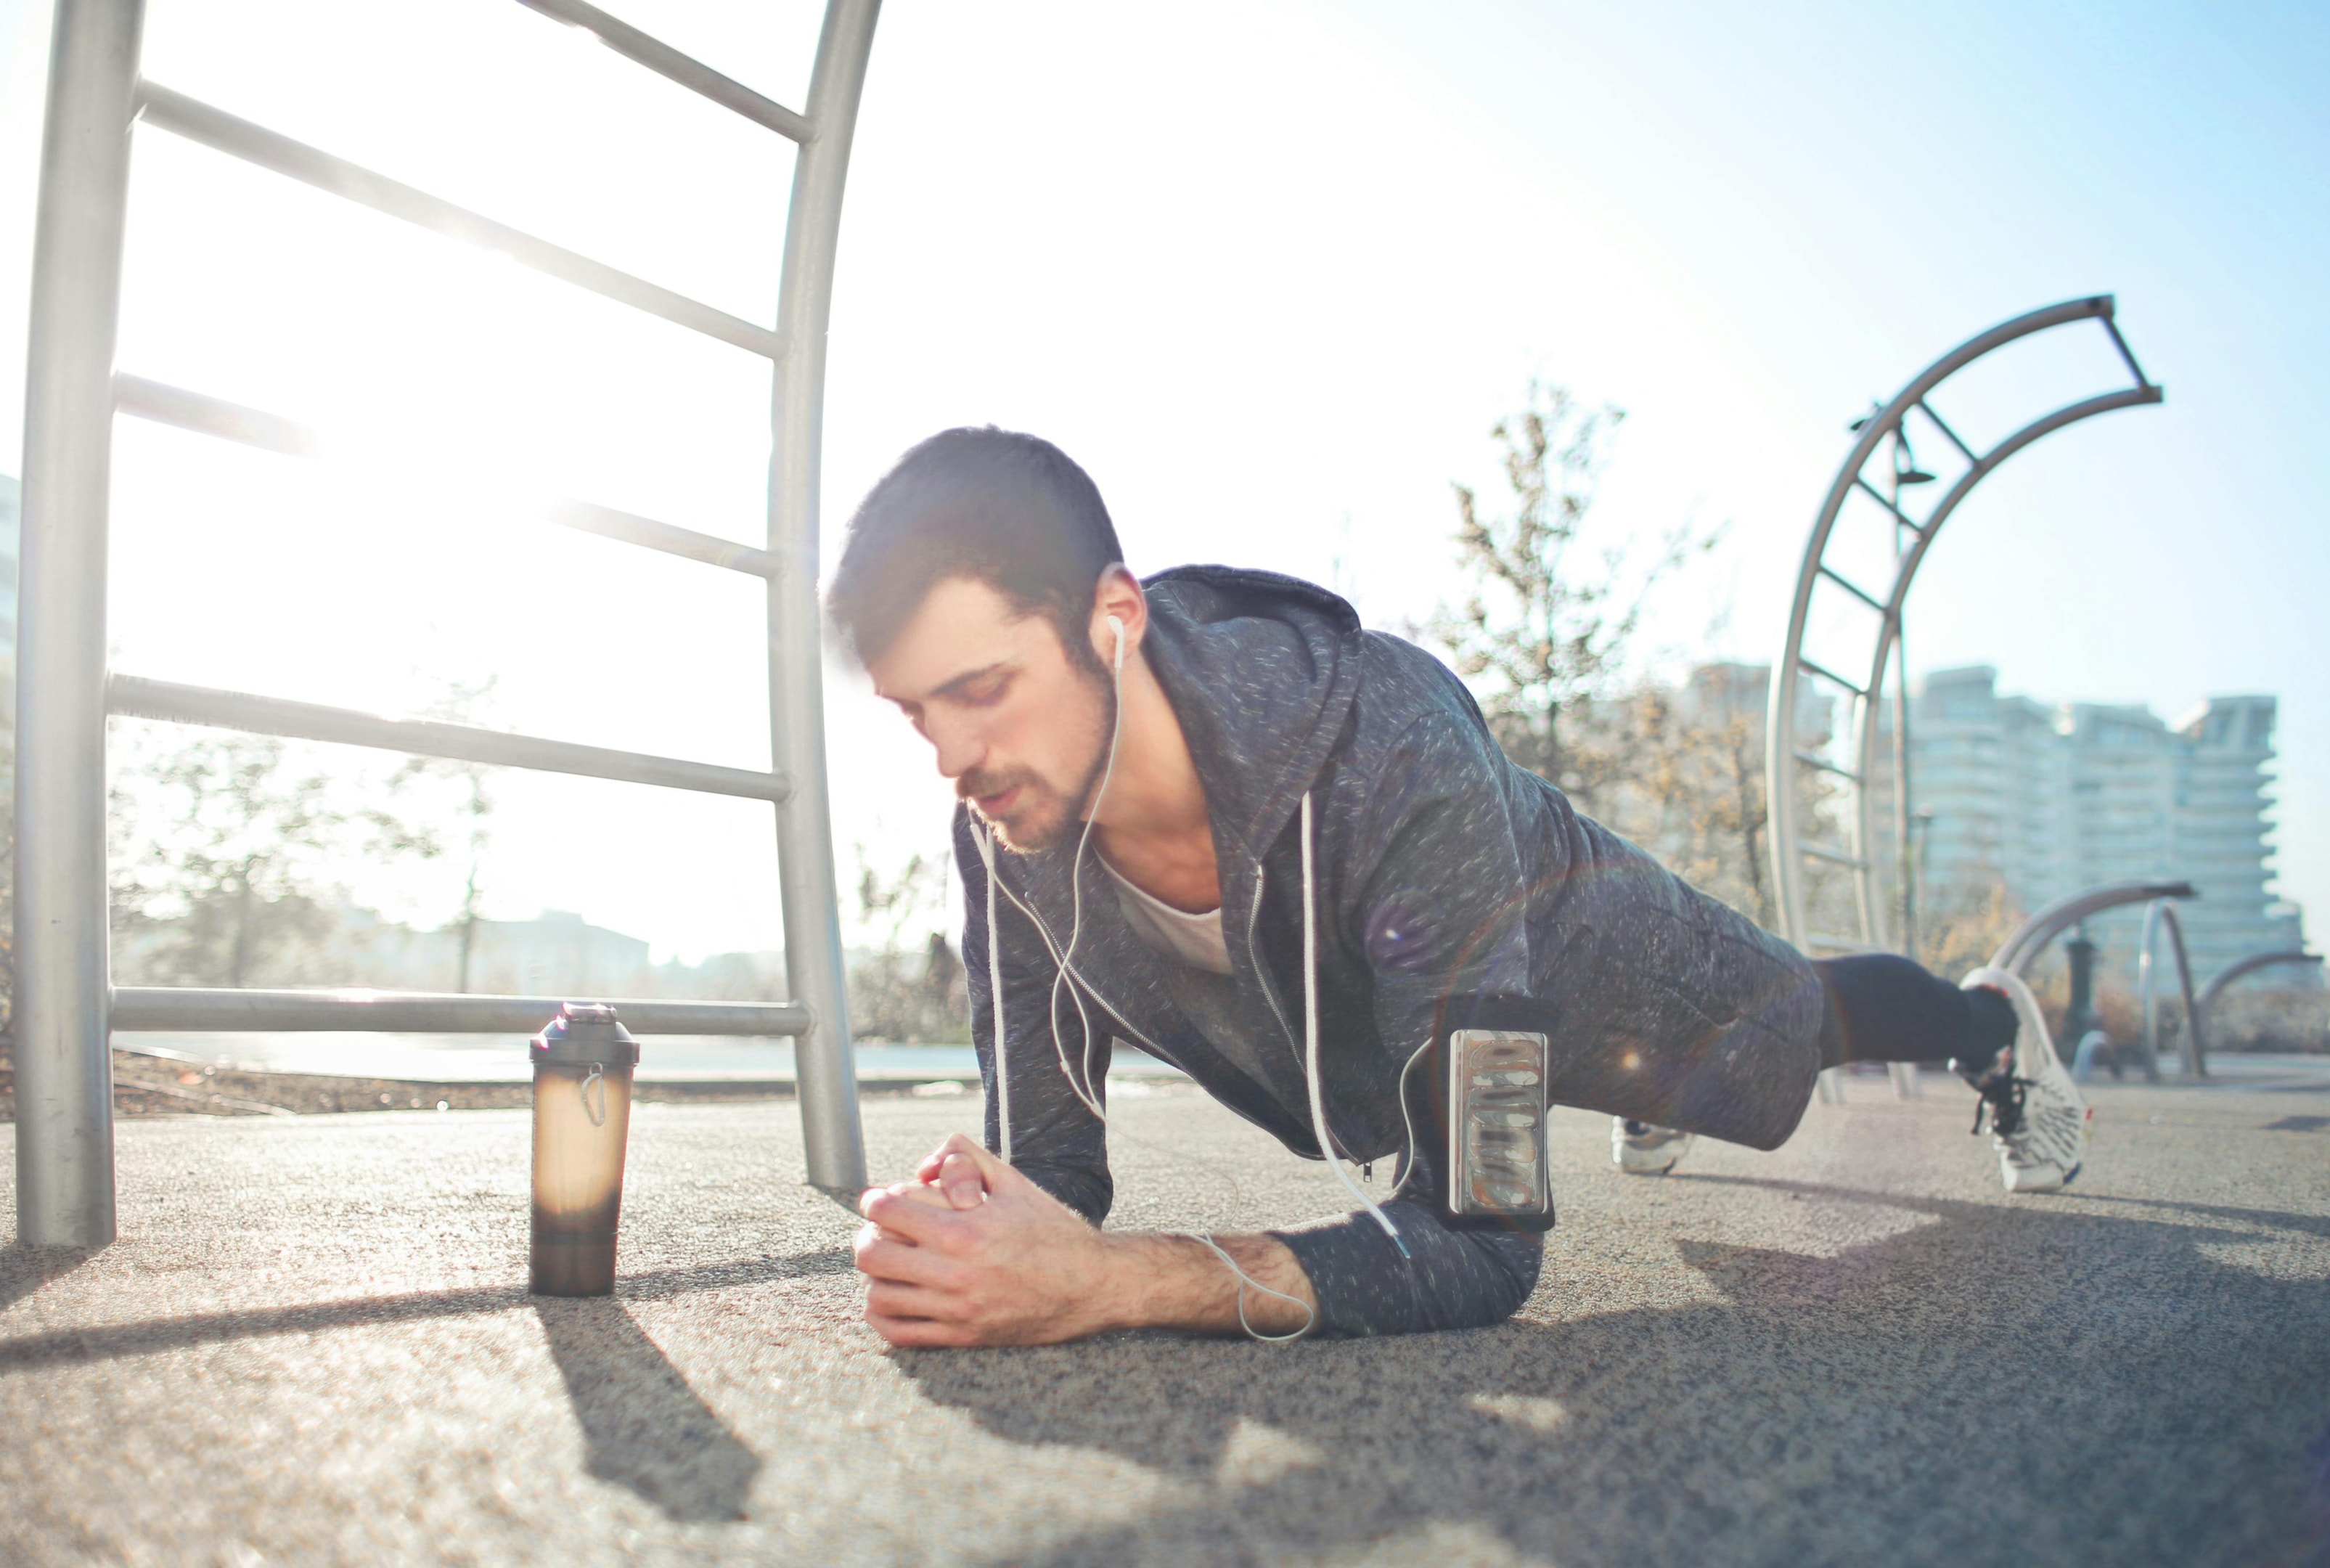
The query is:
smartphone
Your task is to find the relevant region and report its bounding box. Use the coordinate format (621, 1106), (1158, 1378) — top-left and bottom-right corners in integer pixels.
(1445, 1028), (1551, 1220)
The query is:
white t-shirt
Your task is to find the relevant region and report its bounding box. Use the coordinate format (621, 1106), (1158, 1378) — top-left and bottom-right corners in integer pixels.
(1102, 859), (1233, 975)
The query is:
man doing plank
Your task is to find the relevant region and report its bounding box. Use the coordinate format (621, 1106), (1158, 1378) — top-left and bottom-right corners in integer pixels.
(833, 428), (2088, 1346)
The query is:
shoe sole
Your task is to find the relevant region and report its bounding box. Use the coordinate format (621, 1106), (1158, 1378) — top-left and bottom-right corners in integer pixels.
(2003, 1159), (2081, 1194)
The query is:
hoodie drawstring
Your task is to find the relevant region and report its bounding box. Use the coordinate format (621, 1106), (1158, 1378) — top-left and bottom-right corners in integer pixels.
(972, 821), (1013, 1164)
(1301, 792), (1408, 1256)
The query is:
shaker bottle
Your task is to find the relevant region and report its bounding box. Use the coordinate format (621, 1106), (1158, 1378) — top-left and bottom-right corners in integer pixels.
(529, 1002), (640, 1296)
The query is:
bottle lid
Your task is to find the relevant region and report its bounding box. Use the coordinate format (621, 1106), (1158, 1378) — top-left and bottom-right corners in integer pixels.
(530, 1001), (641, 1066)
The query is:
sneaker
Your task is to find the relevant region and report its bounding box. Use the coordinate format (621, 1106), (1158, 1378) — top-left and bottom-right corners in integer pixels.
(1612, 1117), (1695, 1175)
(1957, 966), (2090, 1193)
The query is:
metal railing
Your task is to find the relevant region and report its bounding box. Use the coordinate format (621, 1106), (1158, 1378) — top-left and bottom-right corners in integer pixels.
(1767, 298), (2165, 1103)
(15, 0), (883, 1246)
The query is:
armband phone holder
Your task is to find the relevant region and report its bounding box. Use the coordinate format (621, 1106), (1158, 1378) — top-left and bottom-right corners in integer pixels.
(1447, 1027), (1552, 1222)
(1411, 996), (1557, 1233)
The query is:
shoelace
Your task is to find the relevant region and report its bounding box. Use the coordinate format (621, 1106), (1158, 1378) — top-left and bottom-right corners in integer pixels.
(1967, 1068), (2036, 1138)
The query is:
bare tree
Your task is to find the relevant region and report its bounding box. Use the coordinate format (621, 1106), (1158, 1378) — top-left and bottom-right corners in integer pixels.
(386, 678), (499, 991)
(848, 843), (965, 1042)
(1427, 381), (1711, 817)
(110, 729), (443, 988)
(1618, 669), (1776, 927)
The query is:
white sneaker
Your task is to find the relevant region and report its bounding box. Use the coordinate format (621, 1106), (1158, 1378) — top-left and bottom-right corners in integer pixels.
(1612, 1117), (1694, 1175)
(1958, 966), (2090, 1193)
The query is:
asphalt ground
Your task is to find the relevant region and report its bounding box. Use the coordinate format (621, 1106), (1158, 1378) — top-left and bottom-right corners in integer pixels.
(1, 1072), (2326, 1567)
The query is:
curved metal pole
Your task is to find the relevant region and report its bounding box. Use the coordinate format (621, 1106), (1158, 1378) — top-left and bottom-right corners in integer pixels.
(1768, 297), (2165, 955)
(1990, 879), (2196, 977)
(769, 0), (880, 1192)
(2196, 950), (2324, 1016)
(2138, 899), (2206, 1079)
(1848, 389), (2165, 799)
(15, 0), (147, 1249)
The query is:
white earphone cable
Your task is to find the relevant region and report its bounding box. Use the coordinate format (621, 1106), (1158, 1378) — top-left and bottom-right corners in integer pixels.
(1185, 1232), (1315, 1342)
(1057, 615), (1131, 1111)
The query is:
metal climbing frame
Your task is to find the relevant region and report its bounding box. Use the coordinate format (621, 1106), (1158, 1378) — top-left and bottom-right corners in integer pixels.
(1767, 296), (2165, 1101)
(15, 0), (881, 1246)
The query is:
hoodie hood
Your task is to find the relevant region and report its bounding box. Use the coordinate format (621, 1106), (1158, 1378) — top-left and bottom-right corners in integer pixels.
(1135, 565), (1366, 865)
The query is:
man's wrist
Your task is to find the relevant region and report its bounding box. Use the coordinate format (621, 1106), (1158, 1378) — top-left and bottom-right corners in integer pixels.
(1090, 1231), (1174, 1334)
(1092, 1230), (1317, 1336)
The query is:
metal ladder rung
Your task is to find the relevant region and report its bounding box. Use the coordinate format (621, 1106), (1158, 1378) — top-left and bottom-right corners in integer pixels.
(113, 985), (808, 1035)
(107, 673), (793, 804)
(114, 374), (319, 457)
(1915, 399), (1978, 465)
(1797, 656), (1868, 699)
(512, 0), (813, 143)
(1799, 841), (1869, 868)
(1792, 748), (1863, 783)
(1852, 475), (1927, 535)
(545, 500), (781, 579)
(1815, 563), (1889, 613)
(2098, 314), (2156, 393)
(136, 83), (788, 362)
(113, 375), (782, 579)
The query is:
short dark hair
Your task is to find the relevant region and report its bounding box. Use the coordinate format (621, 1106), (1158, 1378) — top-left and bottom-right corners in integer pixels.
(827, 427), (1125, 668)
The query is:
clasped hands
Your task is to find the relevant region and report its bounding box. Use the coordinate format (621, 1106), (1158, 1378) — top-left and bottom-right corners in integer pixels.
(854, 1133), (1130, 1347)
(853, 1132), (1319, 1347)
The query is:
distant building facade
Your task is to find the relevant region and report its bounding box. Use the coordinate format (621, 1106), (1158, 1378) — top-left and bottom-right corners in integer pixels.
(1908, 666), (2302, 977)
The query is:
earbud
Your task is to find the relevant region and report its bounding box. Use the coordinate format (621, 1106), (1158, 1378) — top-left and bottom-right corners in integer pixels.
(1106, 613), (1127, 674)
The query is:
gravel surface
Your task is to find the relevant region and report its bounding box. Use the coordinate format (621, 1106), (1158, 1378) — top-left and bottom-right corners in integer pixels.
(2, 1077), (2326, 1566)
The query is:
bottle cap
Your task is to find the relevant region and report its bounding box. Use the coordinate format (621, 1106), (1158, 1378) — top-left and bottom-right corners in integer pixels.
(530, 1001), (641, 1066)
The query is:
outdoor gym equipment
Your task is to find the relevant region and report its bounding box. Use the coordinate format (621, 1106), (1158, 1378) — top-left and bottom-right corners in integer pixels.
(2195, 948), (2326, 1019)
(1767, 297), (2164, 1102)
(15, 0), (883, 1246)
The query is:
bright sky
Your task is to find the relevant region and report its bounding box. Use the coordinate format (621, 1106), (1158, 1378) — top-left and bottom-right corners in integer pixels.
(1, 0), (2323, 963)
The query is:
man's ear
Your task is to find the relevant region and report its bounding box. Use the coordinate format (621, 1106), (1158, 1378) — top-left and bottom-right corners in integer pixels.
(1088, 566), (1147, 670)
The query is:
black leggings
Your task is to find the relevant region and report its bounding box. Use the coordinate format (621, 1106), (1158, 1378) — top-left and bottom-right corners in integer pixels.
(1812, 954), (2016, 1074)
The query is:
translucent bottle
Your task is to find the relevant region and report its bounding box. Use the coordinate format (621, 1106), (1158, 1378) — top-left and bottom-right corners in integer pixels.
(530, 1003), (639, 1296)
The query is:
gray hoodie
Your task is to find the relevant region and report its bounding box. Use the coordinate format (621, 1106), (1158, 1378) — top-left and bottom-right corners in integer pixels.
(955, 566), (1825, 1336)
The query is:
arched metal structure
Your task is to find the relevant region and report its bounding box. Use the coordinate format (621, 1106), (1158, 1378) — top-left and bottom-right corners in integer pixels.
(15, 0), (880, 1245)
(1989, 880), (2197, 977)
(2195, 950), (2326, 1017)
(2187, 948), (2324, 1069)
(1768, 298), (2164, 1097)
(2137, 897), (2202, 1080)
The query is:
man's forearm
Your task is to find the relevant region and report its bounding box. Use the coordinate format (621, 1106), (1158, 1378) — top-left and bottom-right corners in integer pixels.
(1102, 1230), (1318, 1337)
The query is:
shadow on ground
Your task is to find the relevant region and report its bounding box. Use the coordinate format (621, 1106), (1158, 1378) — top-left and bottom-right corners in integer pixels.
(0, 1247), (841, 1525)
(898, 1180), (2330, 1567)
(0, 1248), (89, 1315)
(534, 1298), (760, 1522)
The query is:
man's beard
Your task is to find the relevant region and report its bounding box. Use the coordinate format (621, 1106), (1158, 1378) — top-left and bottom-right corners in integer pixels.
(960, 677), (1117, 855)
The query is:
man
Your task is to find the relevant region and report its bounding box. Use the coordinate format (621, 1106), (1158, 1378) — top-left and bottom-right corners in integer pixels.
(833, 428), (2088, 1347)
